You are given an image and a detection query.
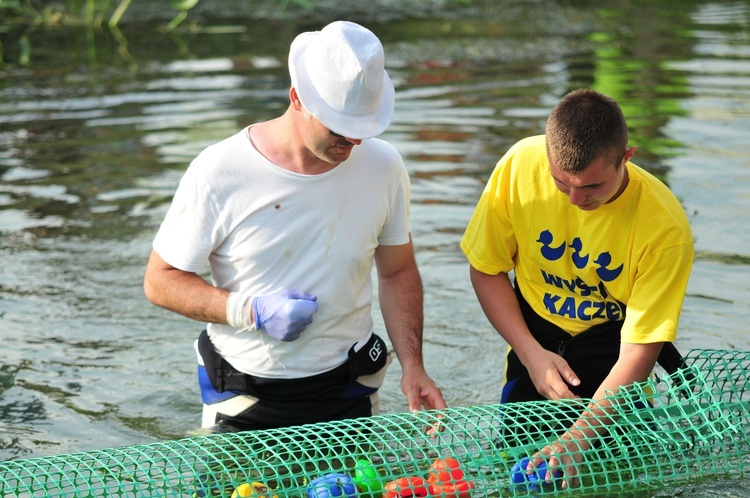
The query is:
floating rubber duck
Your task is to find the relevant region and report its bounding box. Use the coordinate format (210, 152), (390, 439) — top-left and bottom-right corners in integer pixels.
(230, 481), (278, 498)
(307, 473), (357, 498)
(352, 458), (383, 492)
(509, 457), (562, 491)
(425, 457), (475, 498)
(383, 475), (428, 497)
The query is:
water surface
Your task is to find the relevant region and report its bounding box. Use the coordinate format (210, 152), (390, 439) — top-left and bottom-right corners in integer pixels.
(1, 4), (749, 494)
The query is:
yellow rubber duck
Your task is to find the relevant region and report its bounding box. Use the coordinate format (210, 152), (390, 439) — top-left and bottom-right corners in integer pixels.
(230, 481), (278, 498)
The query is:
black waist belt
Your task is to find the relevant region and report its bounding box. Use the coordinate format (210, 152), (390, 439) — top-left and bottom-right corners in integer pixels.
(513, 283), (687, 375)
(197, 330), (388, 403)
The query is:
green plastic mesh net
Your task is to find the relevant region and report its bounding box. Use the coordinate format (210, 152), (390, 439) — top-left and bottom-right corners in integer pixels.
(1, 348), (748, 497)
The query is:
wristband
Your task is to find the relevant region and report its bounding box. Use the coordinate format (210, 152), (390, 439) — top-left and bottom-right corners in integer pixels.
(226, 291), (254, 329)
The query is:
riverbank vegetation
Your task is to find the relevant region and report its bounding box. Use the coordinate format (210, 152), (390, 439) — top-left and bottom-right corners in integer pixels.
(0, 0), (322, 66)
(0, 0), (470, 67)
(0, 0), (205, 28)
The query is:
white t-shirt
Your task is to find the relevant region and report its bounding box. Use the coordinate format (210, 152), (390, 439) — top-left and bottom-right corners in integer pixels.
(153, 126), (411, 378)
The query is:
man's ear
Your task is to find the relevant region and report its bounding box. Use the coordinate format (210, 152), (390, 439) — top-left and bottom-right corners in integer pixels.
(623, 145), (638, 163)
(289, 87), (303, 110)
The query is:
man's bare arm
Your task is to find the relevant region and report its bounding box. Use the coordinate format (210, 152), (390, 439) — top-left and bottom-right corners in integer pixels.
(143, 250), (229, 324)
(375, 240), (446, 411)
(470, 267), (580, 399)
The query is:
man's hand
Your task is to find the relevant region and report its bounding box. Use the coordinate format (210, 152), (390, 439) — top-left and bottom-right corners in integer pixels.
(524, 343), (664, 489)
(531, 436), (586, 490)
(525, 348), (581, 400)
(401, 367), (447, 413)
(252, 289), (319, 341)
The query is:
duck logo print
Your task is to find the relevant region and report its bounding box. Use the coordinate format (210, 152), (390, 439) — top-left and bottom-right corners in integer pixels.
(537, 230), (623, 282)
(536, 229), (627, 322)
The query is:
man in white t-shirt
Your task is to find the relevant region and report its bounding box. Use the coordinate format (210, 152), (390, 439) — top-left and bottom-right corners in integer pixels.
(143, 21), (445, 431)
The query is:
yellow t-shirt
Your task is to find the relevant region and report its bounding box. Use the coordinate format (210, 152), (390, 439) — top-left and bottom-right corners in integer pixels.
(461, 135), (694, 344)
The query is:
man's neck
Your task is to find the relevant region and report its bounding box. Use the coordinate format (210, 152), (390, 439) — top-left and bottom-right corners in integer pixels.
(248, 115), (338, 175)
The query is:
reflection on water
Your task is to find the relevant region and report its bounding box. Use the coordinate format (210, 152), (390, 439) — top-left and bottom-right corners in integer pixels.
(0, 2), (749, 486)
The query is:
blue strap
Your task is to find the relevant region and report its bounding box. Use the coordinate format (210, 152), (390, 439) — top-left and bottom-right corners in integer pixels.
(500, 377), (520, 404)
(197, 365), (240, 405)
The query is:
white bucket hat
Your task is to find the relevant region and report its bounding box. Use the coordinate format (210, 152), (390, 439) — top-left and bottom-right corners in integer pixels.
(288, 21), (395, 139)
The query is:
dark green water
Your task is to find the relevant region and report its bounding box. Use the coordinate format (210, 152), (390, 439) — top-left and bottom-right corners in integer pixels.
(1, 1), (749, 495)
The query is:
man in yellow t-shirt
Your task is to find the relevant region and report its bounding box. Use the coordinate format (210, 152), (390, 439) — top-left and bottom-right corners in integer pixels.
(460, 89), (694, 488)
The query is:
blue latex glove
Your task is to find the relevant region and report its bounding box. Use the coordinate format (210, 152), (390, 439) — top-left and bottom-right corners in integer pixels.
(510, 457), (562, 489)
(252, 289), (318, 342)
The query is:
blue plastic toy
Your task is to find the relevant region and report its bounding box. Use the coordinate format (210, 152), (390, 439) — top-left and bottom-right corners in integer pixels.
(509, 457), (563, 490)
(307, 473), (357, 498)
